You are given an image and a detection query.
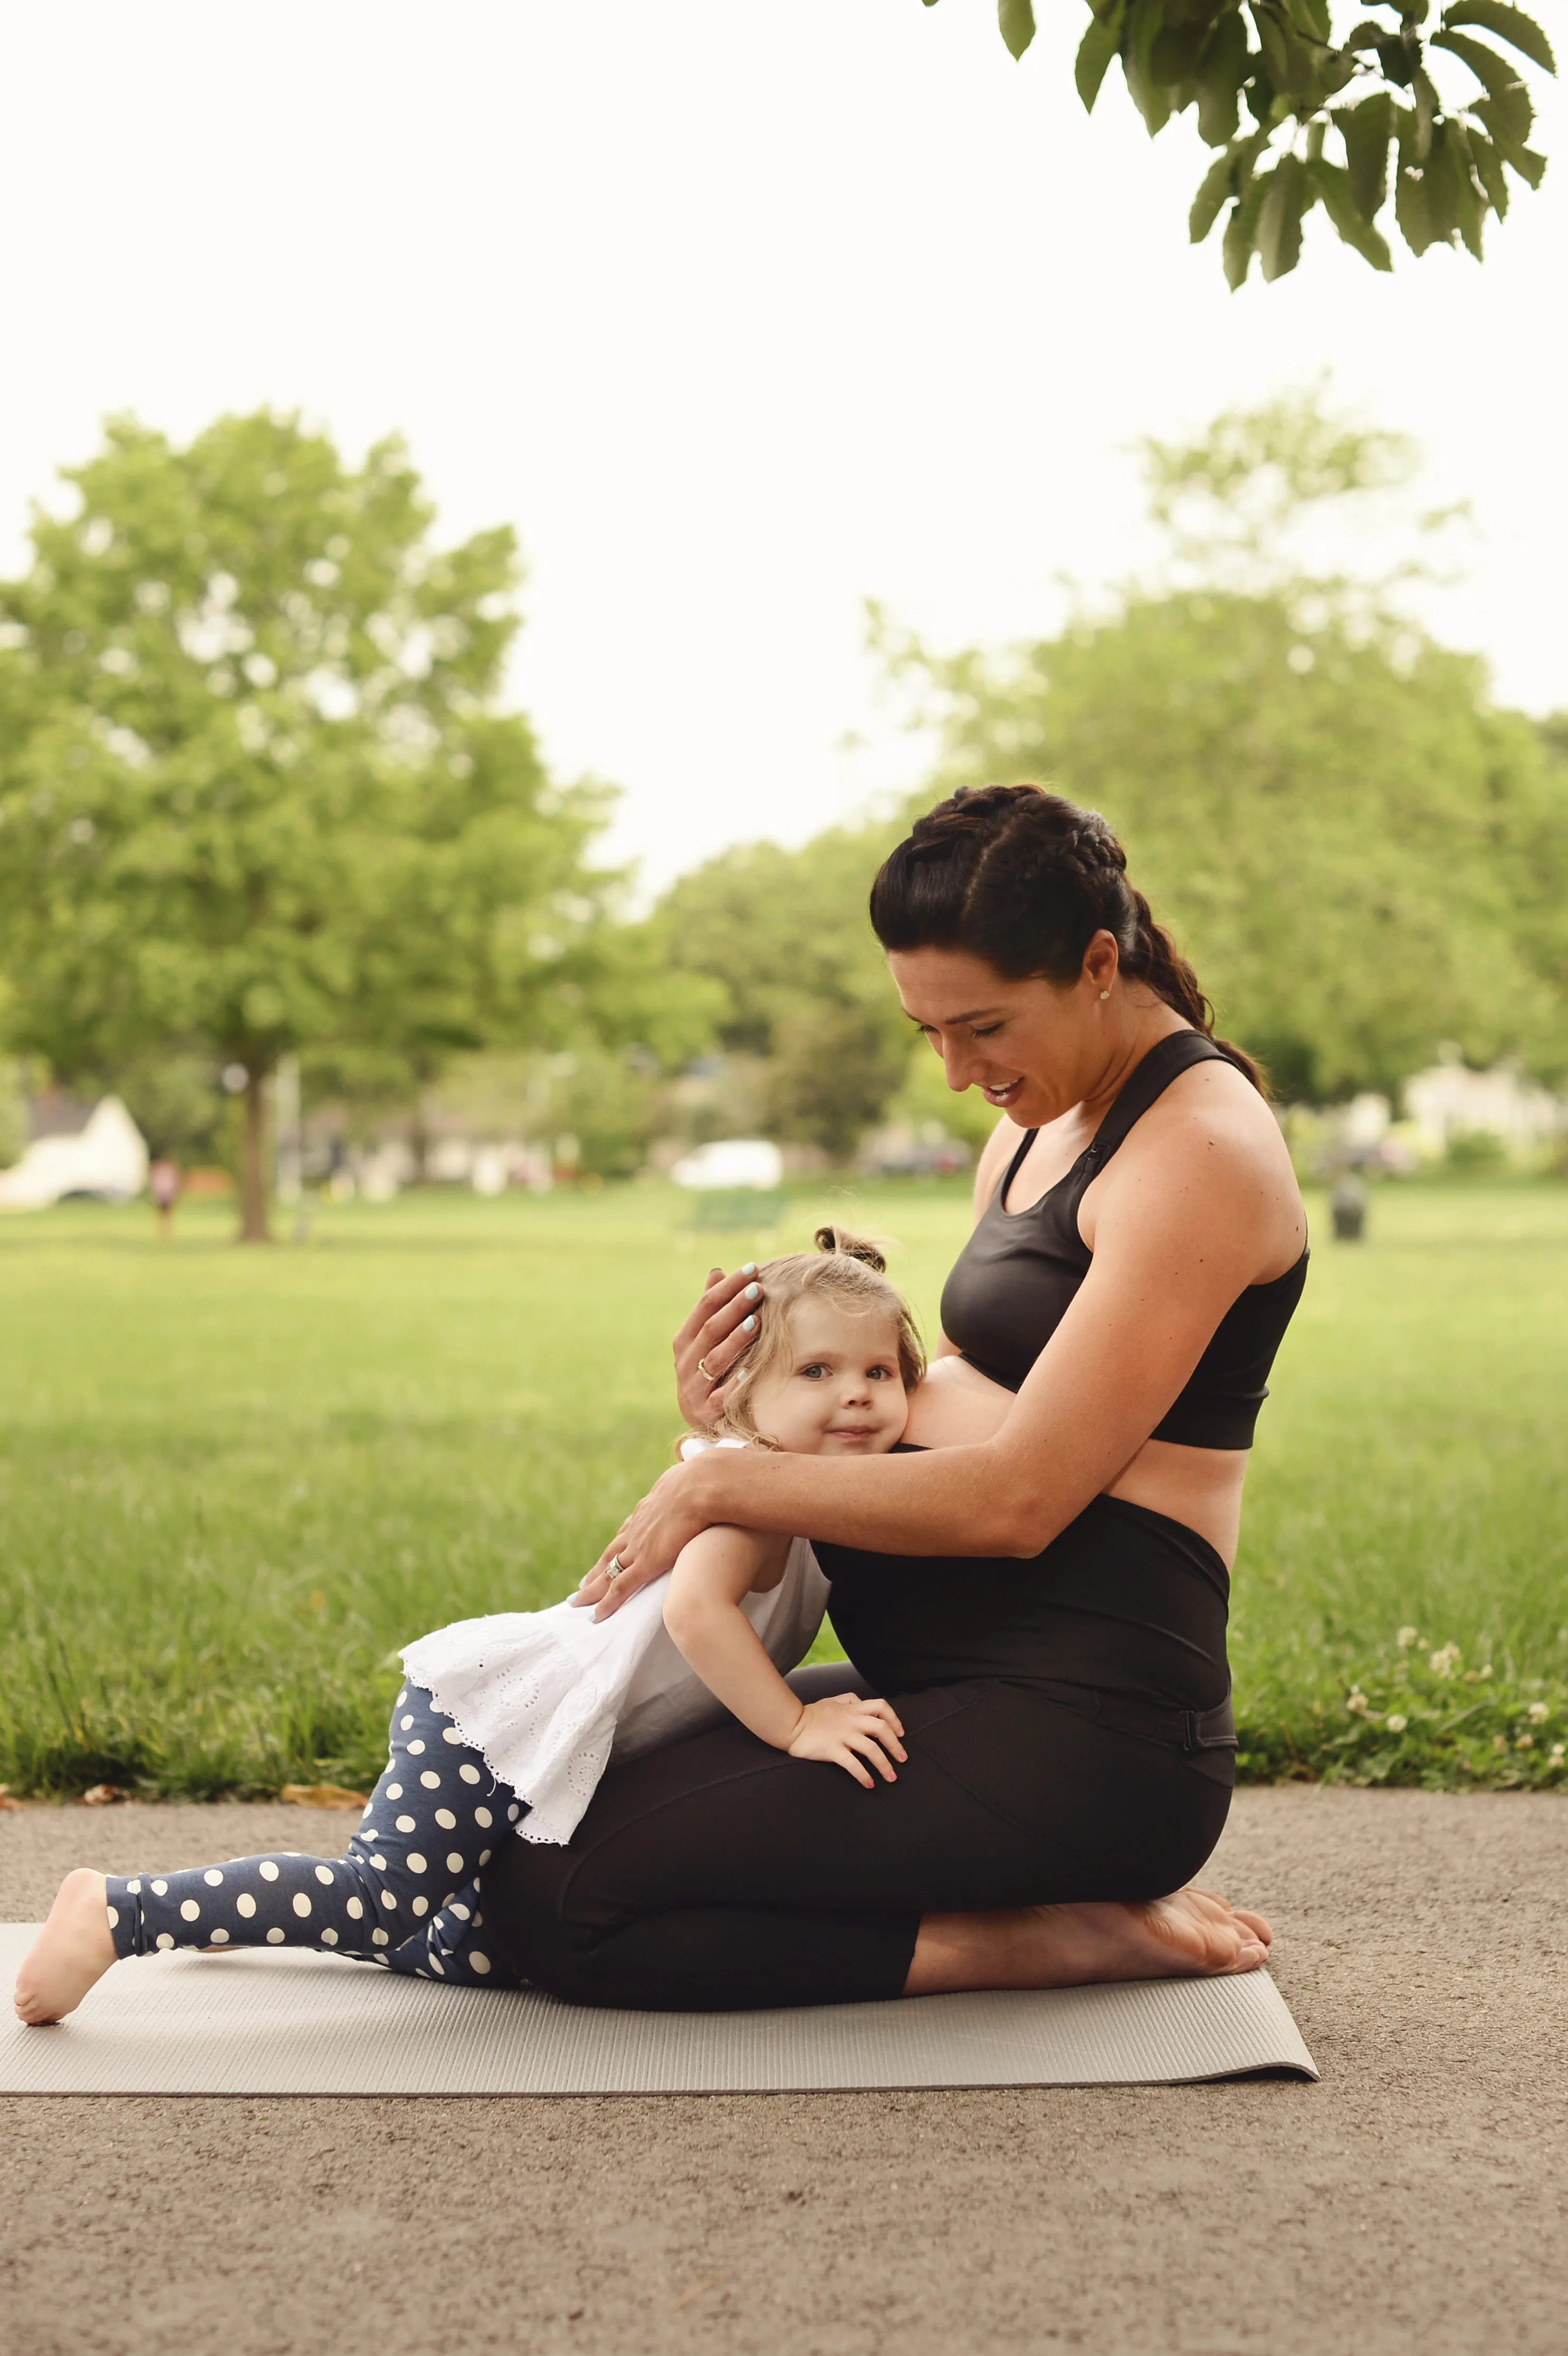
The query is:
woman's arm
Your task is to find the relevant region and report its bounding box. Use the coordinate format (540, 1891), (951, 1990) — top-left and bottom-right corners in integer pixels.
(662, 1528), (906, 1786)
(586, 1079), (1298, 1601)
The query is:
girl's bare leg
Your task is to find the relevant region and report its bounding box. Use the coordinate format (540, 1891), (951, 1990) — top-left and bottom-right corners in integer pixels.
(14, 1870), (117, 2024)
(904, 1885), (1272, 1996)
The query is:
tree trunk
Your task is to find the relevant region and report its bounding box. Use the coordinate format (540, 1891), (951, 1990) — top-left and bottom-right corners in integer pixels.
(237, 1067), (272, 1243)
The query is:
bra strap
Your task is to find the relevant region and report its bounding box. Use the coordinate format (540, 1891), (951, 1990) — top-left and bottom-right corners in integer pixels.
(993, 1123), (1039, 1208)
(1082, 1032), (1234, 1175)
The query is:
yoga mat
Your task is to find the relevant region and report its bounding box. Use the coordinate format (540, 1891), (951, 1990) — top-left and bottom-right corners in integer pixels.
(1, 1927), (1315, 2093)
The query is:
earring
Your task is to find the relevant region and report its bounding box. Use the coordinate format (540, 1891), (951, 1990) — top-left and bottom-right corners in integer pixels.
(1098, 989), (1110, 1000)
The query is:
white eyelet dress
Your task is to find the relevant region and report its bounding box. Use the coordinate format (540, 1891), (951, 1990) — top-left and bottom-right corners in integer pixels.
(399, 1441), (830, 1847)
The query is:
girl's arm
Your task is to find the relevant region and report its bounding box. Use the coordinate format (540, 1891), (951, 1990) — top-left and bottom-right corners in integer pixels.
(662, 1528), (906, 1788)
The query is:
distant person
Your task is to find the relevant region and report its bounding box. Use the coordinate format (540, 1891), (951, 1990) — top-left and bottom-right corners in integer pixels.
(148, 1158), (180, 1240)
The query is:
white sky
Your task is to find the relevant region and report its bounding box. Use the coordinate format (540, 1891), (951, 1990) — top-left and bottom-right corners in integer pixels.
(3, 3), (1564, 894)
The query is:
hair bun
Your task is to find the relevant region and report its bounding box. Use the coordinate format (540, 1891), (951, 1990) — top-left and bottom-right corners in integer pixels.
(813, 1223), (887, 1274)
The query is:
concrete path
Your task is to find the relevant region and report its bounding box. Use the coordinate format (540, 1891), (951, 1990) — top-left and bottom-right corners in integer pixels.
(4, 1788), (1567, 2356)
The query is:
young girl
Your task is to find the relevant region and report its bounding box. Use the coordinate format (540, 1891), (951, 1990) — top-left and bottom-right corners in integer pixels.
(15, 1228), (931, 2024)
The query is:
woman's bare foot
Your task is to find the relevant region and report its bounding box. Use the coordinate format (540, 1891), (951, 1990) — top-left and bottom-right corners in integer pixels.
(905, 1884), (1273, 1997)
(13, 1869), (118, 2024)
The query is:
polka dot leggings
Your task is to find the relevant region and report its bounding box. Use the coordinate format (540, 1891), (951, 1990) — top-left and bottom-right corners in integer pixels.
(104, 1684), (523, 1985)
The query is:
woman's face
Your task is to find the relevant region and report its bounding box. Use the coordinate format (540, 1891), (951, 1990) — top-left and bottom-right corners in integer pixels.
(886, 937), (1119, 1129)
(744, 1301), (910, 1456)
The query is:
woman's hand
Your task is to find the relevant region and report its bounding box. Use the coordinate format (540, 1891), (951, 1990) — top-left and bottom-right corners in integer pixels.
(673, 1262), (764, 1429)
(574, 1457), (724, 1618)
(786, 1694), (907, 1787)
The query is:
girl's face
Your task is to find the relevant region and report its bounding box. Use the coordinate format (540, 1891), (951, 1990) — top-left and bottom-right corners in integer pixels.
(744, 1299), (910, 1455)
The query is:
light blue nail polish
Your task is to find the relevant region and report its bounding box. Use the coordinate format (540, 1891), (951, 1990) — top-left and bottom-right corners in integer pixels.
(741, 1314), (756, 1330)
(744, 1283), (760, 1300)
(741, 1262), (757, 1275)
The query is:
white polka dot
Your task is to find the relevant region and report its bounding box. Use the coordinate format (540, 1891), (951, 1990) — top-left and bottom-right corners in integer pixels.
(204, 1869), (224, 1887)
(126, 1878), (141, 1895)
(396, 1690), (407, 1706)
(507, 1803), (520, 1821)
(450, 1902), (471, 1922)
(236, 1892), (257, 1919)
(474, 1806), (493, 1828)
(442, 1892), (456, 1907)
(396, 1814), (416, 1833)
(266, 1927), (285, 1944)
(150, 1879), (168, 1897)
(407, 1740), (426, 1757)
(259, 1861), (280, 1882)
(380, 1890), (397, 1909)
(292, 1893), (312, 1918)
(407, 1853), (426, 1874)
(370, 1855), (387, 1871)
(479, 1850), (491, 1866)
(419, 1771), (439, 1789)
(314, 1864), (334, 1885)
(434, 1808), (456, 1830)
(472, 1910), (484, 1927)
(429, 1953), (445, 1975)
(399, 1715), (415, 1730)
(346, 1896), (364, 1920)
(321, 1927), (339, 1946)
(446, 1852), (464, 1874)
(106, 1905), (119, 1928)
(156, 1932), (175, 1950)
(459, 1765), (481, 1785)
(180, 1899), (201, 1922)
(209, 1927), (230, 1944)
(412, 1895), (428, 1916)
(385, 1784), (402, 1800)
(470, 1951), (491, 1974)
(372, 1928), (389, 1946)
(442, 1727), (463, 1744)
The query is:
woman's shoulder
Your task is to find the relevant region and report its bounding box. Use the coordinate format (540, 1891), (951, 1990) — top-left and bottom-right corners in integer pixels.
(1098, 1051), (1305, 1279)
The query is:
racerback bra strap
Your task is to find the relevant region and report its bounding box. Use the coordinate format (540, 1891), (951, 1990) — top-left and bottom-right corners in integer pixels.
(1080, 1030), (1236, 1177)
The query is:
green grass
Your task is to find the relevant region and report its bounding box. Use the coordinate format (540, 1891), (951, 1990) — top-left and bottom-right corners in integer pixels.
(2, 1179), (1566, 1796)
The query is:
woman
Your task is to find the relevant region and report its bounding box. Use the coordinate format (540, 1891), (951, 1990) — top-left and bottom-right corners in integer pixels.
(481, 783), (1304, 2007)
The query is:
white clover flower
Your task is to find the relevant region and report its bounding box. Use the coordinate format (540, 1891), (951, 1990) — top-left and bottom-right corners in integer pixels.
(1527, 1701), (1550, 1723)
(1346, 1690), (1370, 1715)
(1397, 1627), (1419, 1650)
(1385, 1713), (1409, 1734)
(1550, 1746), (1565, 1764)
(1516, 1734), (1535, 1751)
(1429, 1645), (1461, 1678)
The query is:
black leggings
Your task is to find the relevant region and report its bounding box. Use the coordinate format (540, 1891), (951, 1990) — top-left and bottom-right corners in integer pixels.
(482, 1668), (1232, 2010)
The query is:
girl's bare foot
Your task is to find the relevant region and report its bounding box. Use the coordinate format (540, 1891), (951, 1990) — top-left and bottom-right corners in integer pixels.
(13, 1869), (118, 2024)
(905, 1884), (1273, 1997)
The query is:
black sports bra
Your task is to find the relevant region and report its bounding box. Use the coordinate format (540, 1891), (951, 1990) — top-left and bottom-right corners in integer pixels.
(939, 1030), (1308, 1450)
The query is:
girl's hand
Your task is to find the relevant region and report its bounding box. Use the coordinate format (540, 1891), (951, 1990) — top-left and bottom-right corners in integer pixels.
(575, 1458), (721, 1618)
(785, 1695), (907, 1788)
(673, 1263), (765, 1429)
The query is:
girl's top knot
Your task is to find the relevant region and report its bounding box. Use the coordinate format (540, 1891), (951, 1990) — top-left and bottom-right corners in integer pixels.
(812, 1224), (887, 1275)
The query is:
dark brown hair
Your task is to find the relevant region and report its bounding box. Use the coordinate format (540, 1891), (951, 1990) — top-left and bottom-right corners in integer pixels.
(869, 783), (1262, 1091)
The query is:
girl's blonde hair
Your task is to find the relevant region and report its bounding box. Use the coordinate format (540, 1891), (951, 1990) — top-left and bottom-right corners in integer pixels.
(711, 1225), (925, 1450)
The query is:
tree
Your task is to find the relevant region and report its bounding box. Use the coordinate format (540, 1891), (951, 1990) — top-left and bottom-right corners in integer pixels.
(651, 821), (914, 1158)
(882, 396), (1568, 1100)
(929, 0), (1555, 283)
(0, 412), (614, 1238)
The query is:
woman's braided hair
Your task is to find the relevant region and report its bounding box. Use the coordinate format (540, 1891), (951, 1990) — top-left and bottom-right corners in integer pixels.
(869, 783), (1262, 1091)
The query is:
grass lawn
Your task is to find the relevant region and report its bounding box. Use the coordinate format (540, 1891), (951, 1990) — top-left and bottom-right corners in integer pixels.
(3, 1177), (1566, 1796)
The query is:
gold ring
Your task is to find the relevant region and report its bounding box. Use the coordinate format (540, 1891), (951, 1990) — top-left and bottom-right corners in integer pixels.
(608, 1555), (624, 1577)
(696, 1355), (716, 1382)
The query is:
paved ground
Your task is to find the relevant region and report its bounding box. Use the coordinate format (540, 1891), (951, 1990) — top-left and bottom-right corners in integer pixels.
(3, 1787), (1567, 2356)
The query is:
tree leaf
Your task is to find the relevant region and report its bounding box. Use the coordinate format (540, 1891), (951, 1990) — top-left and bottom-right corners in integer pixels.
(1340, 17), (1391, 49)
(1466, 122), (1511, 212)
(1190, 150), (1238, 239)
(1433, 30), (1533, 135)
(1222, 174), (1267, 285)
(1195, 7), (1250, 143)
(1426, 120), (1486, 252)
(1075, 4), (1126, 108)
(1287, 0), (1332, 43)
(1335, 90), (1394, 215)
(1394, 142), (1439, 251)
(1440, 1), (1555, 75)
(998, 0), (1037, 61)
(1124, 0), (1173, 132)
(1257, 152), (1312, 280)
(1412, 67), (1440, 156)
(1308, 156), (1395, 264)
(1473, 96), (1548, 180)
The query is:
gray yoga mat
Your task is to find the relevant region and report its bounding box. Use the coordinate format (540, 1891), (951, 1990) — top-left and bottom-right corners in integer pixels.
(1, 1926), (1315, 2094)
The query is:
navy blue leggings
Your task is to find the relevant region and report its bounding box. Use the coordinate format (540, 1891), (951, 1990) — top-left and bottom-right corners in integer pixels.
(106, 1684), (523, 1984)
